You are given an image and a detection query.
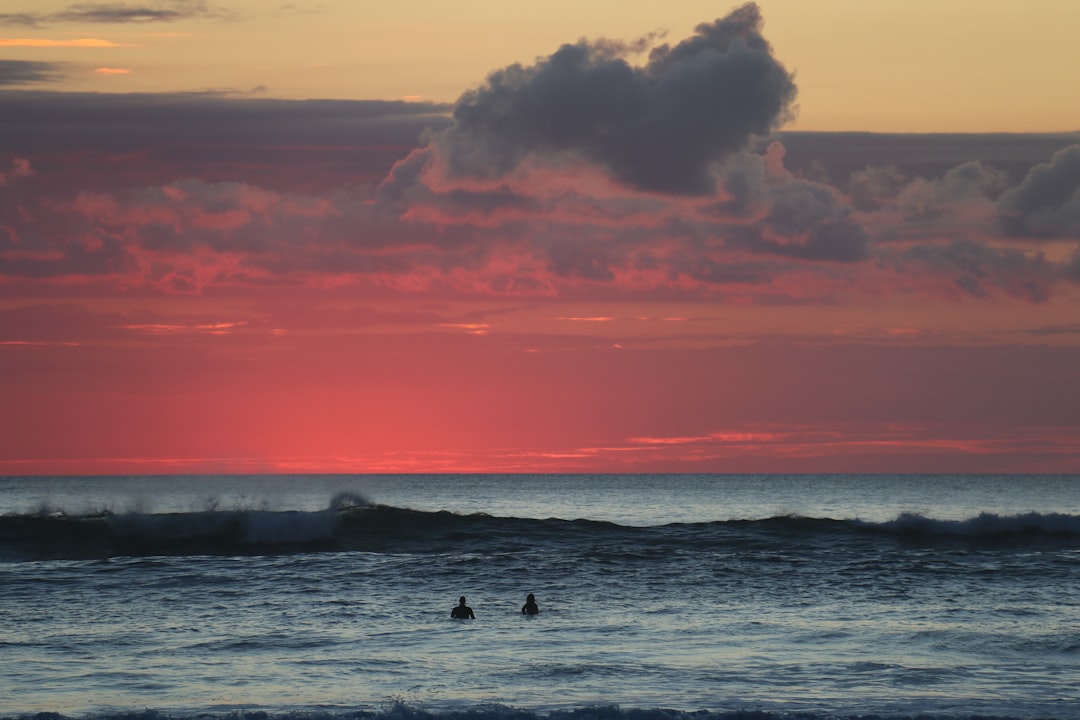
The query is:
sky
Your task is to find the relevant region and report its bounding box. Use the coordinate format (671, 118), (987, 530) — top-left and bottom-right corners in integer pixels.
(1, 1), (1079, 475)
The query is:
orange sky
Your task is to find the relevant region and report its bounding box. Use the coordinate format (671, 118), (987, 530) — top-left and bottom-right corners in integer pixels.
(2, 2), (1079, 474)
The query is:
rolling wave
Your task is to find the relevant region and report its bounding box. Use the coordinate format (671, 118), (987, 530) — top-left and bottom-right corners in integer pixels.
(2, 493), (1079, 561)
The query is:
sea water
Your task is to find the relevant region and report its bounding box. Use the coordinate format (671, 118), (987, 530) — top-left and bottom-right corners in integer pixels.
(1, 474), (1079, 720)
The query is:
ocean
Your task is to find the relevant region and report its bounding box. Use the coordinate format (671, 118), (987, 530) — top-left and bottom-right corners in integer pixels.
(2, 474), (1079, 720)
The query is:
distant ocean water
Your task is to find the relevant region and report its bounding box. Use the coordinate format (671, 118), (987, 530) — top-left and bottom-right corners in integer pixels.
(2, 474), (1079, 720)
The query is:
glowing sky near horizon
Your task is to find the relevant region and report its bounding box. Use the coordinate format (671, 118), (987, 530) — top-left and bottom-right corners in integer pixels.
(2, 0), (1079, 474)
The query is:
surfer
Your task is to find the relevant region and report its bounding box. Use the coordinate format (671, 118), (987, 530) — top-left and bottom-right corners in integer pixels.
(521, 593), (539, 615)
(451, 596), (475, 619)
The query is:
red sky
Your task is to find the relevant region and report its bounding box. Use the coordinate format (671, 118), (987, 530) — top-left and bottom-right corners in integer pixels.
(2, 3), (1080, 474)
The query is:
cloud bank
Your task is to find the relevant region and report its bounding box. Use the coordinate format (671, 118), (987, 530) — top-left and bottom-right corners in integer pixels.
(0, 3), (1078, 305)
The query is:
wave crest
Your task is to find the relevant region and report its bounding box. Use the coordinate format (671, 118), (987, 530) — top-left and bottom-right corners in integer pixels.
(872, 510), (1080, 536)
(2, 503), (1078, 561)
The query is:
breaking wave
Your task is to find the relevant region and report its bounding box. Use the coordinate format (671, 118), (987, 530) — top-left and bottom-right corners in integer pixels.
(2, 492), (1079, 561)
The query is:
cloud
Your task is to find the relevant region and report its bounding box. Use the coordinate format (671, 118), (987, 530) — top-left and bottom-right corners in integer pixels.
(779, 132), (1080, 188)
(760, 185), (868, 262)
(375, 132), (1080, 296)
(0, 1), (229, 27)
(0, 37), (124, 47)
(0, 224), (135, 279)
(0, 91), (451, 156)
(728, 146), (869, 262)
(848, 160), (1007, 219)
(0, 13), (40, 28)
(898, 239), (1059, 302)
(998, 144), (1080, 238)
(0, 91), (460, 288)
(434, 2), (796, 195)
(0, 59), (64, 86)
(1, 138), (1078, 302)
(0, 90), (452, 196)
(1, 10), (1079, 306)
(0, 156), (34, 185)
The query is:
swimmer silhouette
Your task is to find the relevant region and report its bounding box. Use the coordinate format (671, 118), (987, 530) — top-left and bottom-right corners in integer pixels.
(521, 593), (539, 615)
(451, 596), (475, 619)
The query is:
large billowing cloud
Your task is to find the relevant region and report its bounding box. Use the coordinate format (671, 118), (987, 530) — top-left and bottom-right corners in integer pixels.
(435, 2), (796, 195)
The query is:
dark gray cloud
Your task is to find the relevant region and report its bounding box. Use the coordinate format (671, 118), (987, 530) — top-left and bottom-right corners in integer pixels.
(374, 148), (433, 206)
(53, 1), (226, 23)
(900, 239), (1059, 302)
(0, 225), (135, 279)
(436, 2), (796, 195)
(998, 145), (1080, 238)
(849, 159), (1008, 214)
(0, 13), (41, 27)
(0, 60), (65, 86)
(759, 181), (868, 262)
(705, 146), (868, 262)
(0, 91), (450, 152)
(0, 0), (227, 26)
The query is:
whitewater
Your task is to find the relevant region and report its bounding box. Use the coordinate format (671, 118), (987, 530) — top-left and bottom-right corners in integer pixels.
(2, 474), (1079, 720)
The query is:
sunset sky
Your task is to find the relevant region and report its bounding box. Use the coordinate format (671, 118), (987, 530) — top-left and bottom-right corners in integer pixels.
(2, 0), (1079, 474)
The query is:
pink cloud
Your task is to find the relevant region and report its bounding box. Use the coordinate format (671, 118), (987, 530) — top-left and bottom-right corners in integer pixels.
(0, 157), (33, 186)
(5, 104), (1076, 308)
(439, 322), (490, 335)
(122, 321), (249, 335)
(557, 316), (616, 322)
(3, 158), (1069, 306)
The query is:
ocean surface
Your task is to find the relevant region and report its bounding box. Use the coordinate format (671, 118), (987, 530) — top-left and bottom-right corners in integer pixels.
(2, 474), (1079, 720)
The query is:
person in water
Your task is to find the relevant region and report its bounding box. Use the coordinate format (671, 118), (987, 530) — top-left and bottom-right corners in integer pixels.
(521, 593), (539, 615)
(451, 596), (475, 619)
